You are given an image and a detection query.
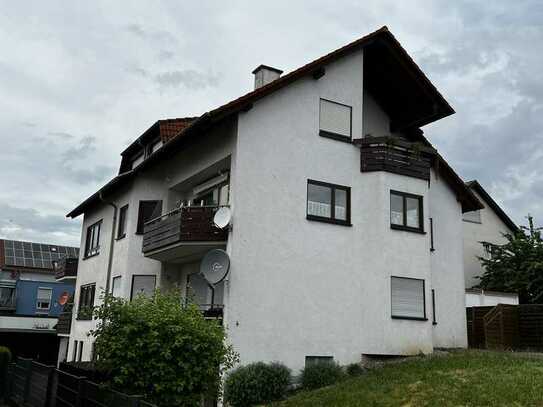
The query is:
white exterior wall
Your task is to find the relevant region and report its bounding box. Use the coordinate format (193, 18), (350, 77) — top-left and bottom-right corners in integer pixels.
(428, 169), (468, 348)
(226, 49), (465, 372)
(465, 291), (519, 307)
(463, 189), (514, 288)
(67, 120), (237, 361)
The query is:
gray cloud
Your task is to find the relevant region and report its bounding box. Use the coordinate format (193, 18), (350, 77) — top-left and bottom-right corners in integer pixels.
(155, 70), (220, 90)
(0, 0), (541, 245)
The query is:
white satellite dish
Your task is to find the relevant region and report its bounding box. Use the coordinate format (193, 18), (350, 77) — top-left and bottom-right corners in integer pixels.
(200, 249), (230, 285)
(214, 207), (232, 229)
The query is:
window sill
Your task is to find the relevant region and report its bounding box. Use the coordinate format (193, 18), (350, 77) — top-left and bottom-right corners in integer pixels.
(432, 322), (438, 326)
(392, 316), (428, 321)
(115, 234), (126, 241)
(390, 224), (426, 234)
(319, 130), (352, 143)
(82, 252), (100, 260)
(307, 215), (352, 227)
(462, 219), (482, 225)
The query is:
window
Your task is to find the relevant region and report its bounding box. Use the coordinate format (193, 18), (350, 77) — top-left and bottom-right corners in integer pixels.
(78, 341), (83, 362)
(84, 220), (102, 258)
(305, 356), (334, 367)
(391, 277), (426, 320)
(307, 180), (351, 225)
(149, 139), (163, 154)
(0, 285), (15, 309)
(136, 201), (162, 234)
(463, 209), (482, 224)
(319, 99), (352, 142)
(111, 276), (122, 298)
(131, 152), (144, 169)
(36, 287), (52, 312)
(78, 283), (96, 320)
(390, 191), (424, 233)
(130, 275), (156, 300)
(117, 204), (128, 239)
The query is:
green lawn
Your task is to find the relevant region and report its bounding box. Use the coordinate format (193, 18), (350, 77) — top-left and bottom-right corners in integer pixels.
(277, 351), (543, 406)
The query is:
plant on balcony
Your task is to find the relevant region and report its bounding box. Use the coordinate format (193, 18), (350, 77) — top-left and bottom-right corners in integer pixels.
(90, 290), (238, 407)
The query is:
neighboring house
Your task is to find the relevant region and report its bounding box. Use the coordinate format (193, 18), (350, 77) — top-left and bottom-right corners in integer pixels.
(463, 180), (519, 306)
(65, 26), (484, 371)
(0, 239), (78, 364)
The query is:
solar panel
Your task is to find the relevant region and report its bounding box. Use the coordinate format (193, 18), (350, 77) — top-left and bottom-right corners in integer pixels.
(3, 239), (79, 270)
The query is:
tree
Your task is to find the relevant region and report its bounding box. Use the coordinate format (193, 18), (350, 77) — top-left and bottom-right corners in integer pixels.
(478, 215), (543, 304)
(91, 290), (238, 406)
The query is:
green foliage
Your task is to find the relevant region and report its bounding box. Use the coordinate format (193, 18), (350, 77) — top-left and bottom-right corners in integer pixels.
(300, 361), (345, 391)
(224, 362), (291, 407)
(90, 290), (238, 406)
(478, 215), (543, 303)
(345, 363), (365, 377)
(277, 351), (543, 406)
(0, 346), (12, 398)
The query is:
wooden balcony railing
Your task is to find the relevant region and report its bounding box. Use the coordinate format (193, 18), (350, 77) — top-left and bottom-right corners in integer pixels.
(142, 206), (228, 254)
(354, 136), (436, 181)
(56, 307), (73, 335)
(55, 257), (78, 280)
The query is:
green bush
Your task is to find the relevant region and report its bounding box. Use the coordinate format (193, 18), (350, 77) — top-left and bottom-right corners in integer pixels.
(0, 346), (12, 398)
(300, 361), (344, 390)
(346, 362), (365, 377)
(91, 291), (238, 407)
(224, 362), (292, 406)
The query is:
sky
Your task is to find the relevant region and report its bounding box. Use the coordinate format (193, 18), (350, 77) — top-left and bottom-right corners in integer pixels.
(0, 1), (541, 247)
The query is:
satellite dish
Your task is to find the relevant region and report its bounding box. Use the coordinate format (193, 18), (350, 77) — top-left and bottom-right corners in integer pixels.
(214, 207), (232, 229)
(200, 249), (230, 285)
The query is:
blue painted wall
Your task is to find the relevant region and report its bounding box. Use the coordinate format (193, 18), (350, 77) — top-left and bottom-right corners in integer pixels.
(15, 280), (74, 316)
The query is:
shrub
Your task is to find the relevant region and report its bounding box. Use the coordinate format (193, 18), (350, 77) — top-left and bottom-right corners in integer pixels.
(300, 361), (344, 390)
(91, 291), (238, 407)
(346, 362), (365, 377)
(224, 362), (291, 406)
(0, 346), (12, 398)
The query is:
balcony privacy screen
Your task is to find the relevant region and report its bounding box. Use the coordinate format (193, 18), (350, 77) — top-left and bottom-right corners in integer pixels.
(319, 99), (351, 138)
(391, 277), (425, 319)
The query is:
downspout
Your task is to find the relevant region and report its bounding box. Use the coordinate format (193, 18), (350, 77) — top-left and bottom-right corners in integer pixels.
(99, 192), (117, 296)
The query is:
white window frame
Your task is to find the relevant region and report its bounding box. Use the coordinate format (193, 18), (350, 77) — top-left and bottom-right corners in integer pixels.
(36, 287), (53, 312)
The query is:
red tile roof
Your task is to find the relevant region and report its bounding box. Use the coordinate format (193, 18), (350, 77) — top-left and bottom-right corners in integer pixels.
(159, 118), (197, 143)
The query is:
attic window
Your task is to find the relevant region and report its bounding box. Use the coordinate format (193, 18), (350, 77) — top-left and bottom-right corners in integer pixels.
(131, 153), (144, 169)
(150, 139), (163, 154)
(319, 99), (352, 142)
(463, 209), (482, 224)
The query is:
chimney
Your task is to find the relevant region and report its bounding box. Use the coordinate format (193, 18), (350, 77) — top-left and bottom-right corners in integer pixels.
(252, 64), (283, 89)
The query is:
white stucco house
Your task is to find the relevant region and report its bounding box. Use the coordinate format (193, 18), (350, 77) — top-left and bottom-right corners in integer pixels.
(462, 180), (519, 307)
(64, 26), (485, 371)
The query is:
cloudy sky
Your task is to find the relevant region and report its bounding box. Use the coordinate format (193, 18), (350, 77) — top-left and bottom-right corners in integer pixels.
(0, 1), (541, 246)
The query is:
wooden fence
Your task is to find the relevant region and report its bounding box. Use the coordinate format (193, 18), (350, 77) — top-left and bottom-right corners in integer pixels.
(5, 357), (157, 407)
(467, 304), (543, 351)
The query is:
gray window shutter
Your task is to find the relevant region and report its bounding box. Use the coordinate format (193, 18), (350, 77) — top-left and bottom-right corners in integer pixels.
(131, 275), (156, 299)
(320, 99), (351, 137)
(391, 277), (425, 318)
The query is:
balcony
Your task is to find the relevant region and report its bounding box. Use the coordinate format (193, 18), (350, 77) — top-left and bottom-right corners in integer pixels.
(55, 257), (78, 281)
(355, 136), (436, 181)
(56, 307), (73, 335)
(142, 206), (228, 262)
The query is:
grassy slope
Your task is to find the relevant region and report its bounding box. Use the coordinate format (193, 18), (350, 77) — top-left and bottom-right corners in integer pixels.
(278, 351), (543, 406)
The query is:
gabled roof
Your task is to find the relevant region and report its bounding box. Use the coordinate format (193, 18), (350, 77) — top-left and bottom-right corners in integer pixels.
(466, 180), (518, 232)
(67, 26), (474, 218)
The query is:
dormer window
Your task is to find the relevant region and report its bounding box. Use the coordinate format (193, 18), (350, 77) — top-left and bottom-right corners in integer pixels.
(149, 139), (163, 154)
(131, 152), (144, 169)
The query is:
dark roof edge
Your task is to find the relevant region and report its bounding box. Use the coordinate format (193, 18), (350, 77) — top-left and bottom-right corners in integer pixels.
(466, 180), (518, 231)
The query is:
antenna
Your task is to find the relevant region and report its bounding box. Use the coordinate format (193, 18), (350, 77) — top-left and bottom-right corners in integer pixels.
(213, 207), (232, 229)
(200, 249), (230, 285)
